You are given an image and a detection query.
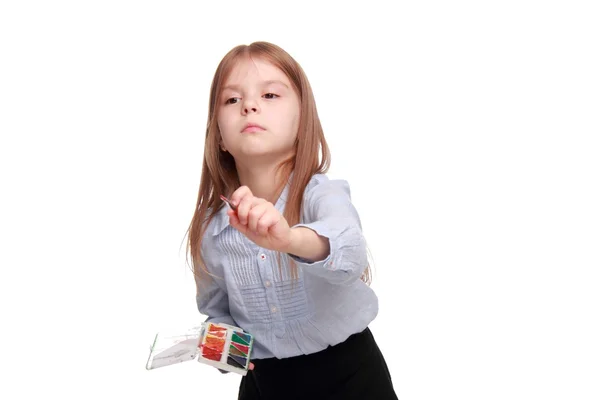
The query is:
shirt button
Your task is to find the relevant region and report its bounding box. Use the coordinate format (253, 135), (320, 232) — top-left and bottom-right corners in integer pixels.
(260, 254), (266, 261)
(265, 280), (271, 287)
(271, 306), (277, 313)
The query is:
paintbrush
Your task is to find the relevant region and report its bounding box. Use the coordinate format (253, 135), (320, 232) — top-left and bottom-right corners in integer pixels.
(219, 194), (237, 211)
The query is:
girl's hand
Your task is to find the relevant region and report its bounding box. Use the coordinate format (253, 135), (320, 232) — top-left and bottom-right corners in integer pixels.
(227, 186), (293, 253)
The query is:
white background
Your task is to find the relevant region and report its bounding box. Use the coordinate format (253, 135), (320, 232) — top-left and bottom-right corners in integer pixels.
(1, 1), (599, 399)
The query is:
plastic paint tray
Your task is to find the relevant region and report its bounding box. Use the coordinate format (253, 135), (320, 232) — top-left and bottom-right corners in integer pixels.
(146, 322), (254, 375)
(197, 322), (254, 374)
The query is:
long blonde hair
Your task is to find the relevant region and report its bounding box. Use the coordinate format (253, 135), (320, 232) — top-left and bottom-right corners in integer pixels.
(185, 41), (370, 290)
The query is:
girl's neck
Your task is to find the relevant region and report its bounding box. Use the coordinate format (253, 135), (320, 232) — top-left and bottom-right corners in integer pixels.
(235, 163), (290, 204)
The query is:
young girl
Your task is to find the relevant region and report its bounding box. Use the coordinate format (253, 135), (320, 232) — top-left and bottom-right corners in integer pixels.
(186, 41), (398, 400)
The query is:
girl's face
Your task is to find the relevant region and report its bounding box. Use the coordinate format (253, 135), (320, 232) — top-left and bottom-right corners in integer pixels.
(217, 57), (300, 165)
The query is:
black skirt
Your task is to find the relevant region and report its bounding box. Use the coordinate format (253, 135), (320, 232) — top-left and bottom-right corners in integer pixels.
(238, 327), (398, 400)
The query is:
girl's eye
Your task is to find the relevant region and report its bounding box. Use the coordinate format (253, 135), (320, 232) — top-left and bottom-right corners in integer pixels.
(225, 97), (239, 105)
(263, 93), (279, 99)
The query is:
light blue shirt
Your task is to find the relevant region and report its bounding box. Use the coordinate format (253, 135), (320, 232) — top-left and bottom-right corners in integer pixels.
(196, 173), (379, 359)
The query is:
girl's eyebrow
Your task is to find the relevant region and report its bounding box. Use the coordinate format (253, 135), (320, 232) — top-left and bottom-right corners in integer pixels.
(263, 79), (289, 89)
(222, 79), (290, 92)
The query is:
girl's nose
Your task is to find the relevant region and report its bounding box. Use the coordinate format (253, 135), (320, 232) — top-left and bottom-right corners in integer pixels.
(242, 98), (260, 115)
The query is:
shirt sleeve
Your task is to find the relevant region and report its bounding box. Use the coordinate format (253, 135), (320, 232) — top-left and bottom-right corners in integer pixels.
(195, 229), (237, 326)
(195, 227), (239, 374)
(195, 272), (236, 374)
(288, 177), (368, 285)
(195, 277), (236, 326)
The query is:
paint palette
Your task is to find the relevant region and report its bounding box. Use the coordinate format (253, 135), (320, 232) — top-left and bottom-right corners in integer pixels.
(197, 322), (254, 375)
(145, 322), (254, 375)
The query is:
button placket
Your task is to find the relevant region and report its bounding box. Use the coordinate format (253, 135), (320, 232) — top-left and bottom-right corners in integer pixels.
(257, 250), (271, 287)
(257, 249), (281, 323)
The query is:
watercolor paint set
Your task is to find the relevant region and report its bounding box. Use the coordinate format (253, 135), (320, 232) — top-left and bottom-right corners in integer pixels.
(197, 322), (254, 373)
(145, 322), (254, 375)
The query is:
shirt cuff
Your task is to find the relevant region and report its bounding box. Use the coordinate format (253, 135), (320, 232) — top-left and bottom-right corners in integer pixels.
(287, 220), (366, 284)
(287, 221), (333, 267)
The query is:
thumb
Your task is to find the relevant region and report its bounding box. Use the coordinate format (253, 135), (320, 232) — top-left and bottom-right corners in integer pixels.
(228, 210), (261, 242)
(228, 210), (249, 236)
(228, 210), (242, 229)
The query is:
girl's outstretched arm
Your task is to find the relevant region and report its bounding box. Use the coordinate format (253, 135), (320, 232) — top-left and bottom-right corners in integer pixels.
(287, 176), (368, 285)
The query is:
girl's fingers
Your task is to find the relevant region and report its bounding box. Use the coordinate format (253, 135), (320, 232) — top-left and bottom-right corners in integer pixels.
(257, 210), (278, 236)
(230, 186), (252, 224)
(230, 186), (252, 206)
(248, 202), (270, 233)
(228, 210), (247, 235)
(233, 194), (268, 226)
(236, 194), (255, 225)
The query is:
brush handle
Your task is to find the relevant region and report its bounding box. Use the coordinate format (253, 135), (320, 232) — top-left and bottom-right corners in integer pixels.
(220, 195), (237, 211)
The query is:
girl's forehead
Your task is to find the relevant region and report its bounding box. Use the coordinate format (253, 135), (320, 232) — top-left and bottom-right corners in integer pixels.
(224, 57), (290, 88)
